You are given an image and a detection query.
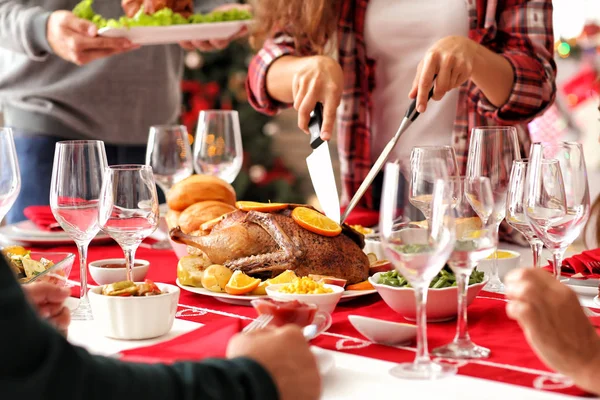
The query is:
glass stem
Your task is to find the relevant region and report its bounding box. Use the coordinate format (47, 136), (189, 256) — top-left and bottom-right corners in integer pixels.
(530, 240), (543, 268)
(76, 241), (90, 304)
(490, 225), (501, 282)
(123, 246), (137, 282)
(454, 270), (471, 344)
(552, 249), (565, 280)
(413, 285), (430, 365)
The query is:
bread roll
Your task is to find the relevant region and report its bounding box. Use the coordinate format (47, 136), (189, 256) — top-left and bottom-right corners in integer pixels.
(167, 175), (236, 211)
(165, 210), (181, 231)
(179, 200), (236, 234)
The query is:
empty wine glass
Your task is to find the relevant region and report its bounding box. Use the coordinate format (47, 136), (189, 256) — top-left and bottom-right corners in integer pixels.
(50, 140), (108, 320)
(432, 176), (496, 360)
(466, 127), (520, 292)
(146, 125), (193, 249)
(506, 160), (544, 267)
(409, 146), (460, 221)
(146, 125), (194, 195)
(98, 165), (159, 282)
(193, 110), (243, 183)
(0, 128), (21, 223)
(525, 142), (590, 279)
(380, 160), (456, 379)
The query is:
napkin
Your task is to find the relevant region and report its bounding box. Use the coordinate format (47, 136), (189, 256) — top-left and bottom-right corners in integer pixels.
(544, 248), (600, 279)
(23, 206), (62, 231)
(342, 207), (379, 228)
(119, 319), (245, 364)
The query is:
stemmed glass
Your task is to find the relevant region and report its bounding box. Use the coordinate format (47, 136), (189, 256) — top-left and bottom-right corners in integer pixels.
(506, 160), (544, 267)
(409, 146), (460, 221)
(466, 127), (520, 292)
(146, 125), (193, 249)
(146, 125), (194, 195)
(525, 142), (590, 279)
(98, 165), (159, 282)
(380, 160), (456, 379)
(432, 176), (496, 359)
(0, 128), (21, 223)
(193, 110), (243, 183)
(50, 140), (108, 320)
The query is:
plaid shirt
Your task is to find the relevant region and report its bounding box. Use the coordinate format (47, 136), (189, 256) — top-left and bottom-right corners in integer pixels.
(246, 0), (556, 213)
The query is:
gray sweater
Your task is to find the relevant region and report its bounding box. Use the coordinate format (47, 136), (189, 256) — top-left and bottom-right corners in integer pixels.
(0, 0), (224, 145)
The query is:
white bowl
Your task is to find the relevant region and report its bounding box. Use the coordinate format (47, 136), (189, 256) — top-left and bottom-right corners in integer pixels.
(88, 282), (180, 340)
(266, 284), (344, 315)
(364, 236), (385, 260)
(89, 258), (150, 285)
(348, 315), (416, 345)
(477, 250), (521, 282)
(368, 272), (488, 322)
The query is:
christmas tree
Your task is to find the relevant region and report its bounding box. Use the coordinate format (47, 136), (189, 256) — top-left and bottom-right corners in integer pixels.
(181, 40), (304, 203)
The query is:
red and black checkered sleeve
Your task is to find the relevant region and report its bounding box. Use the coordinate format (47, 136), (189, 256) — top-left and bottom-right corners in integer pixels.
(246, 34), (298, 116)
(474, 0), (557, 124)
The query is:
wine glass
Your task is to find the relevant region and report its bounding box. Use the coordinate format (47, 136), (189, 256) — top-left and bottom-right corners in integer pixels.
(146, 125), (193, 249)
(50, 140), (108, 320)
(0, 128), (21, 223)
(525, 142), (590, 279)
(98, 165), (159, 282)
(193, 110), (243, 183)
(466, 127), (520, 292)
(506, 160), (544, 267)
(432, 176), (497, 359)
(146, 125), (194, 195)
(409, 146), (460, 221)
(380, 160), (456, 379)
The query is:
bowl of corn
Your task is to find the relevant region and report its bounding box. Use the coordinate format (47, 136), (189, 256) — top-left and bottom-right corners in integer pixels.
(266, 277), (344, 314)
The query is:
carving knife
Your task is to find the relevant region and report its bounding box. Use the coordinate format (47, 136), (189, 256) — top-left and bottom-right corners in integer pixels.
(306, 103), (341, 223)
(340, 86), (436, 224)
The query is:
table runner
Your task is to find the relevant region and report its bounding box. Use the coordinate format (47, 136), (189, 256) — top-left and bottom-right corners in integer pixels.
(30, 242), (595, 397)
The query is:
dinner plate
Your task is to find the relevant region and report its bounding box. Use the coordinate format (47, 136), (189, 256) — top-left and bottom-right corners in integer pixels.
(0, 220), (112, 246)
(565, 278), (599, 297)
(98, 21), (251, 45)
(176, 279), (377, 306)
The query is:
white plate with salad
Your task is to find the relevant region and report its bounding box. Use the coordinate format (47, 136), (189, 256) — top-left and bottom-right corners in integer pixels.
(74, 0), (253, 45)
(98, 20), (251, 45)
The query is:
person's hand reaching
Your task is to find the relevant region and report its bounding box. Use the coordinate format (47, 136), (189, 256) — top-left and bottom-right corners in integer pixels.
(505, 268), (600, 394)
(23, 282), (71, 335)
(227, 325), (321, 400)
(47, 11), (138, 65)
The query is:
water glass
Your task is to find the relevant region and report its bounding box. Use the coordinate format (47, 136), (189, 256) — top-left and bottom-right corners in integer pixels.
(506, 160), (544, 267)
(525, 142), (590, 278)
(466, 126), (520, 292)
(432, 176), (496, 359)
(98, 165), (159, 282)
(50, 140), (107, 320)
(380, 161), (456, 379)
(193, 110), (243, 183)
(0, 128), (21, 223)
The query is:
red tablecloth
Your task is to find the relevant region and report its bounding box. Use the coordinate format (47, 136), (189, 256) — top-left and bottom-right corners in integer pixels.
(30, 242), (596, 398)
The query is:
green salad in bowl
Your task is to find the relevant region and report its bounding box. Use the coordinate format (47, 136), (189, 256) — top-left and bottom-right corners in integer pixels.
(376, 266), (485, 289)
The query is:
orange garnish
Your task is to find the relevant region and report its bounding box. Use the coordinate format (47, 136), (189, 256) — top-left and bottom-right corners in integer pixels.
(291, 207), (342, 237)
(346, 280), (374, 291)
(235, 201), (288, 212)
(225, 270), (262, 295)
(200, 211), (235, 231)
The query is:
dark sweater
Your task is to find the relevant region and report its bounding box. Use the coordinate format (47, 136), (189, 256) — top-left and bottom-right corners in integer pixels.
(0, 255), (279, 400)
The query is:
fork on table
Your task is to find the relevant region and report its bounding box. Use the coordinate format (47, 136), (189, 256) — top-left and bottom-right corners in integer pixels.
(242, 314), (320, 341)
